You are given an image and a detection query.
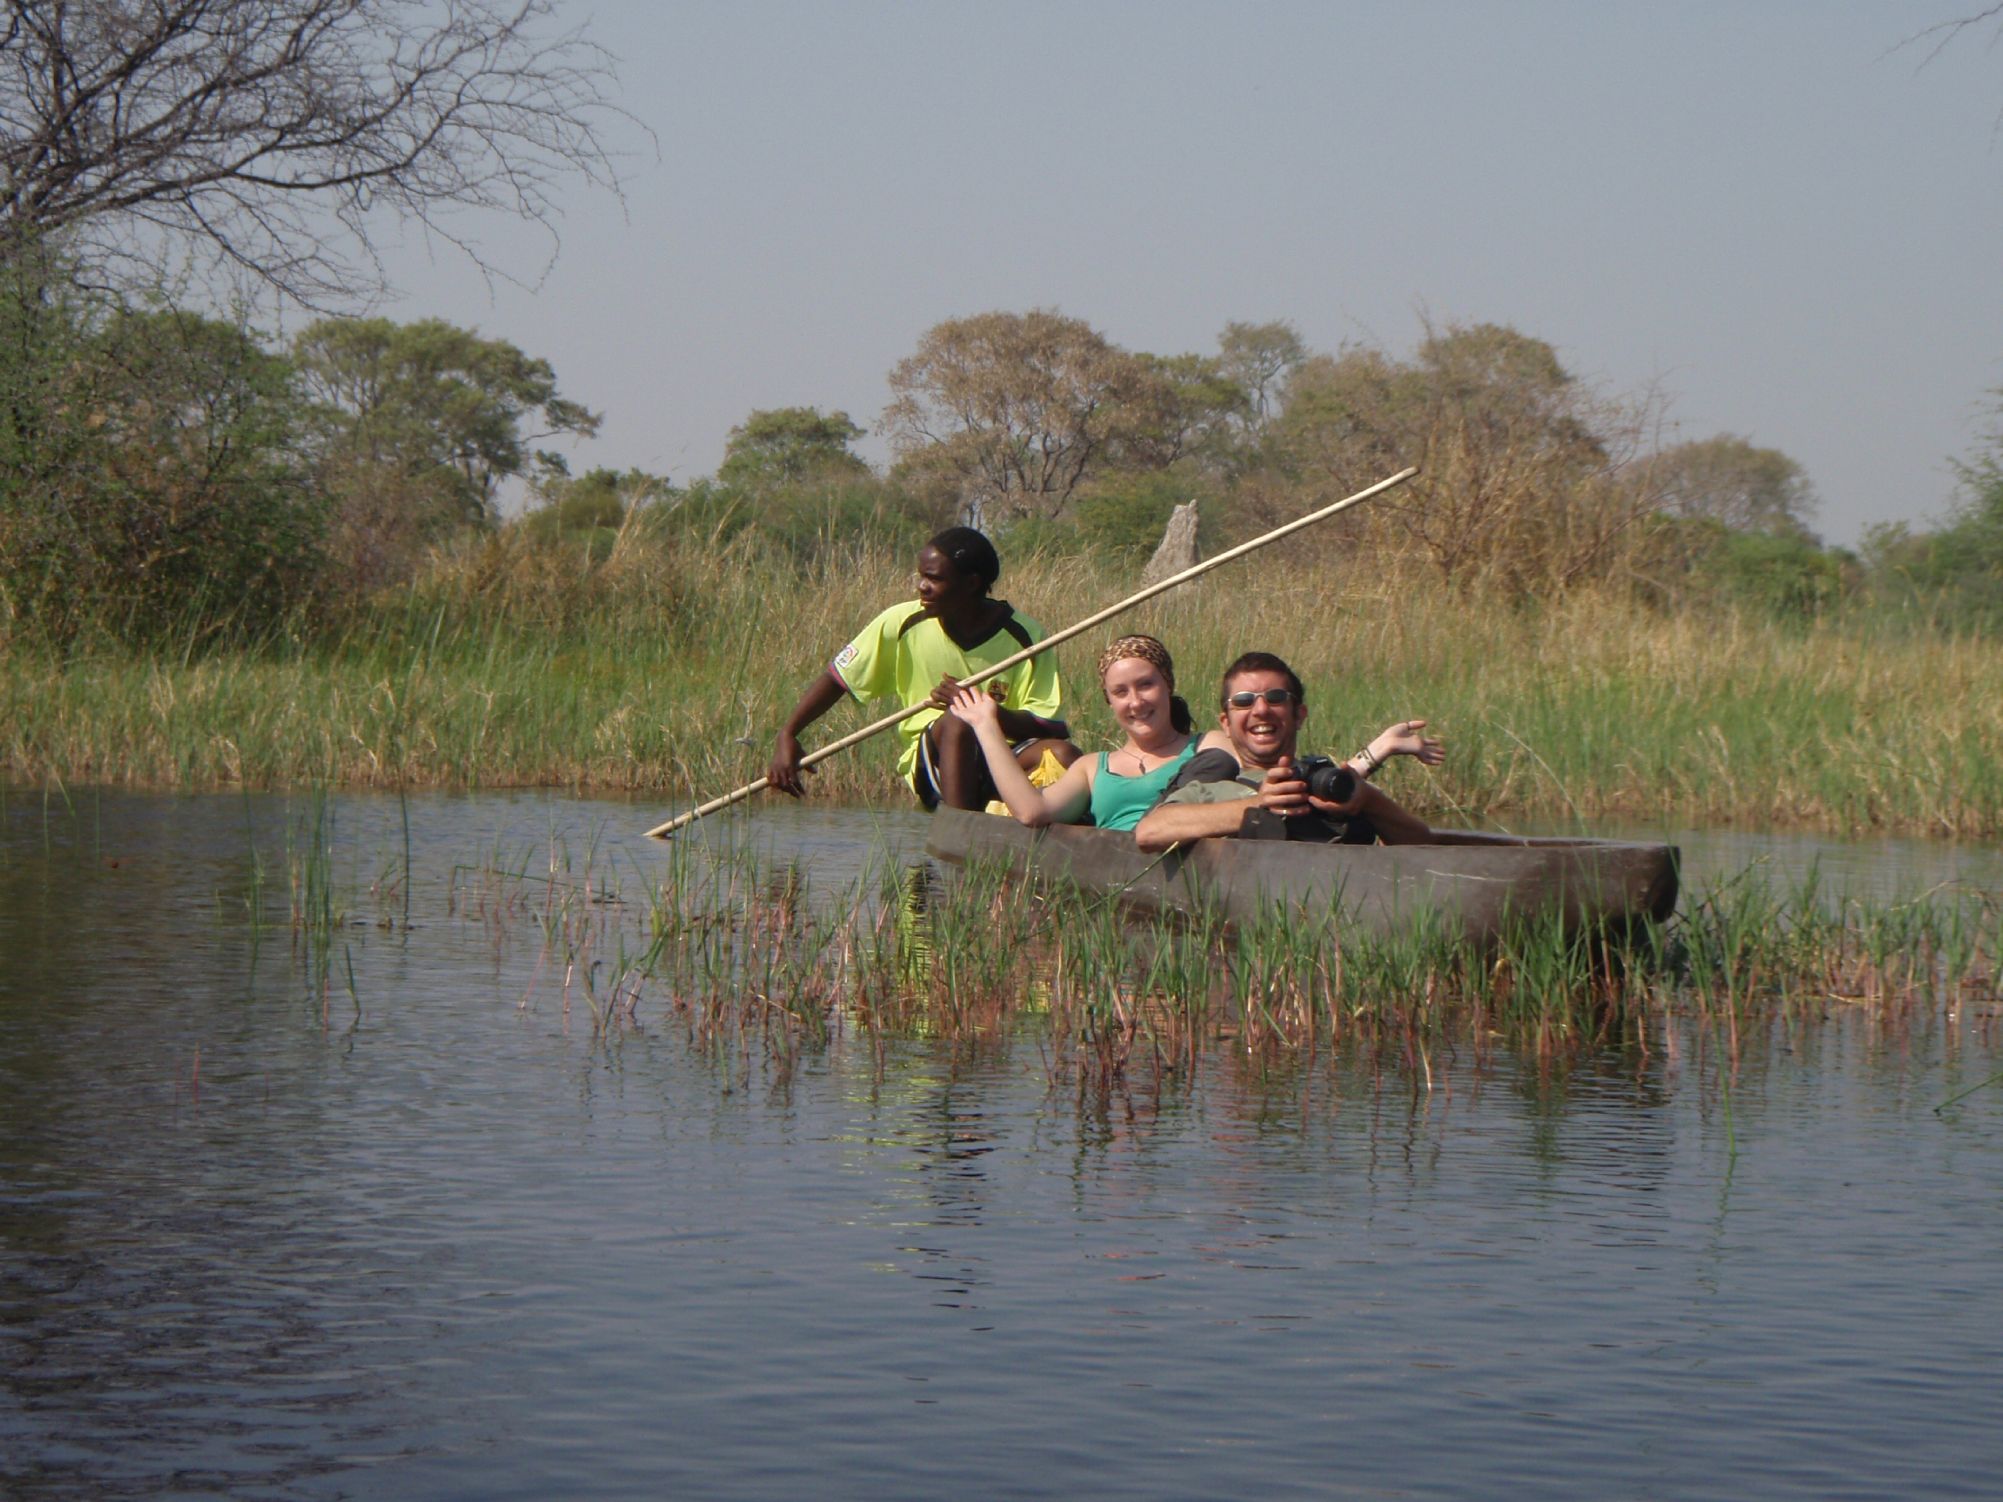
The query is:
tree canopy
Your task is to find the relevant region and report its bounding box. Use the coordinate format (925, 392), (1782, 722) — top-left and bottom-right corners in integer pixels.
(882, 310), (1160, 523)
(1216, 320), (1307, 437)
(718, 407), (868, 493)
(3, 269), (1936, 645)
(0, 266), (322, 640)
(880, 310), (1259, 525)
(292, 315), (599, 521)
(1642, 435), (1819, 542)
(1267, 321), (1642, 587)
(1867, 396), (2003, 622)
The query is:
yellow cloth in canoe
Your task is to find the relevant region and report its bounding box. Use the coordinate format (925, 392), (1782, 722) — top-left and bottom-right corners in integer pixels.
(984, 747), (1069, 817)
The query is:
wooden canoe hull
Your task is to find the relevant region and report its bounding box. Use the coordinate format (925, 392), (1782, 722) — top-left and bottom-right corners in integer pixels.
(924, 809), (1679, 943)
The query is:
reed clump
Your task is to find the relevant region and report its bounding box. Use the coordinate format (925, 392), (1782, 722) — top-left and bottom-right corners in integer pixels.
(6, 529), (2001, 837)
(441, 826), (1998, 1092)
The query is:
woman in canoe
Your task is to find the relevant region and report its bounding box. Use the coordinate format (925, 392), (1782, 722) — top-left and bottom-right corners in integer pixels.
(946, 634), (1197, 832)
(949, 635), (1443, 833)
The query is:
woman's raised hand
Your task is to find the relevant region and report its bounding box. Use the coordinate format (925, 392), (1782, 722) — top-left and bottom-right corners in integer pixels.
(948, 683), (1003, 731)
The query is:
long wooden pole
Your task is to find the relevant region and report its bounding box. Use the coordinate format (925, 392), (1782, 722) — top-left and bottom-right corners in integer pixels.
(644, 464), (1418, 838)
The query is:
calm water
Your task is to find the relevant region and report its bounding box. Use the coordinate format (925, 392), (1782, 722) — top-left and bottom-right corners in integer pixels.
(3, 789), (2001, 1500)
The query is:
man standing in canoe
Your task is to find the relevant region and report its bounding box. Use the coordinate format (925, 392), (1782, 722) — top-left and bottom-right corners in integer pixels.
(1134, 651), (1434, 852)
(767, 527), (1077, 810)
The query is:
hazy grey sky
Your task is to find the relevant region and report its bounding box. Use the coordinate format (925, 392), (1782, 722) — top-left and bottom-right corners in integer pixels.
(381, 0), (2003, 546)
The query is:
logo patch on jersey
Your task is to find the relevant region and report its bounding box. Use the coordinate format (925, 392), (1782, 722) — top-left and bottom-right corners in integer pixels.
(832, 644), (858, 671)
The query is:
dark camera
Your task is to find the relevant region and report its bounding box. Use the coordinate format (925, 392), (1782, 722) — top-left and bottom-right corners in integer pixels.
(1292, 755), (1357, 806)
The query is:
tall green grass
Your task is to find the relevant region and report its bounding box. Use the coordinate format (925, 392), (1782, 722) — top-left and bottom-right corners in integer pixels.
(438, 819), (1998, 1095)
(5, 529), (2002, 836)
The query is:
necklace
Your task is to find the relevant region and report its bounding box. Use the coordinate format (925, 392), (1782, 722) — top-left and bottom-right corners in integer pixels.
(1124, 738), (1183, 775)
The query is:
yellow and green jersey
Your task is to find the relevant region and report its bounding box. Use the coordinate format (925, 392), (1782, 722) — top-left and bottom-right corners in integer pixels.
(831, 601), (1066, 779)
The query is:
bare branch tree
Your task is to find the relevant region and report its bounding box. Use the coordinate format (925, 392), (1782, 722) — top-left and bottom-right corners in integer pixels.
(1903, 3), (2003, 68)
(0, 0), (639, 306)
(1897, 4), (2003, 142)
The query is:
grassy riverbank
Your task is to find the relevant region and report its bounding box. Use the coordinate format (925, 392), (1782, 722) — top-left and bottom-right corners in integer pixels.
(5, 533), (2002, 836)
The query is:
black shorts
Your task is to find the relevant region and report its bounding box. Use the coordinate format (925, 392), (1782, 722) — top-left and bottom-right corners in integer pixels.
(911, 723), (1029, 811)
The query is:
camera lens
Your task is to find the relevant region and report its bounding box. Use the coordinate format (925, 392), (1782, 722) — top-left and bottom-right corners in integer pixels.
(1301, 760), (1356, 805)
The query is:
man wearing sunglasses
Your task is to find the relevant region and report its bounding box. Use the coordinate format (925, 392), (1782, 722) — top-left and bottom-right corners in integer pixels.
(1133, 652), (1432, 853)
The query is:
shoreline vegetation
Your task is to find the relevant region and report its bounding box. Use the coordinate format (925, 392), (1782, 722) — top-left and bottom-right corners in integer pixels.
(6, 285), (2000, 841)
(5, 537), (2001, 839)
(295, 814), (1998, 1084)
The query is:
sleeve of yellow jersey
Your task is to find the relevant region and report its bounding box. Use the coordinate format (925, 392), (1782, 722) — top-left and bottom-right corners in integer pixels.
(828, 603), (906, 704)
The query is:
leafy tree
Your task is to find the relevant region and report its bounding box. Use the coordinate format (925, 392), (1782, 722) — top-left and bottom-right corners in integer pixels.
(90, 308), (319, 594)
(295, 318), (598, 513)
(1943, 417), (2003, 572)
(1642, 435), (1819, 542)
(0, 0), (629, 306)
(291, 316), (598, 586)
(717, 407), (869, 493)
(1865, 404), (2003, 626)
(522, 463), (673, 542)
(1115, 353), (1247, 472)
(1414, 321), (1606, 459)
(882, 309), (1166, 524)
(0, 262), (321, 641)
(0, 246), (99, 542)
(1216, 320), (1307, 437)
(1268, 321), (1645, 589)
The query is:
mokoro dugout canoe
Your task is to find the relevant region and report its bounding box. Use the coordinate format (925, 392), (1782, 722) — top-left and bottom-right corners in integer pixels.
(925, 808), (1680, 943)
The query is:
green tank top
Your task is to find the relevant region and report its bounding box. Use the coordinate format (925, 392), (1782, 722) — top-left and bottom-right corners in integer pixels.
(1089, 741), (1198, 832)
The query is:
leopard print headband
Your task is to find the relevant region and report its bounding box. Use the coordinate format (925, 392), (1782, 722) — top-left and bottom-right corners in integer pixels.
(1097, 634), (1175, 689)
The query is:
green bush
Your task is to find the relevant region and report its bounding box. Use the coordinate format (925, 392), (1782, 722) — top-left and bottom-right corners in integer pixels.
(1072, 470), (1220, 559)
(993, 470), (1220, 567)
(1702, 531), (1851, 620)
(0, 261), (326, 646)
(649, 473), (926, 567)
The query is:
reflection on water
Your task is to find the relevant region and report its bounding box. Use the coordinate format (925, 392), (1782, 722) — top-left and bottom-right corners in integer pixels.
(2, 788), (2001, 1501)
